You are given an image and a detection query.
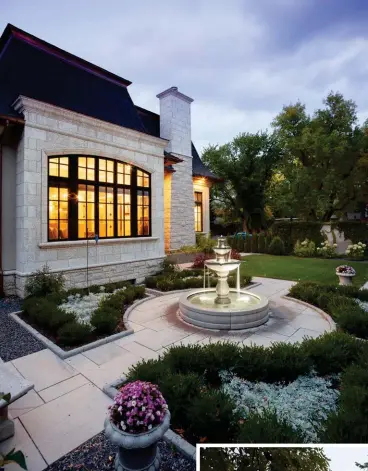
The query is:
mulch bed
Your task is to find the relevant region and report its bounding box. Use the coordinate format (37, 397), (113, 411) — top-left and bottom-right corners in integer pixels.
(45, 432), (195, 471)
(0, 297), (45, 361)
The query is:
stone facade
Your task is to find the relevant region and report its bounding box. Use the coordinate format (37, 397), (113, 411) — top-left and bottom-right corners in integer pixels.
(158, 87), (195, 250)
(3, 96), (167, 296)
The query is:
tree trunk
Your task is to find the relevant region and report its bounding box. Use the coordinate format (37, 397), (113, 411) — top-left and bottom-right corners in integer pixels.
(242, 218), (248, 232)
(322, 209), (334, 222)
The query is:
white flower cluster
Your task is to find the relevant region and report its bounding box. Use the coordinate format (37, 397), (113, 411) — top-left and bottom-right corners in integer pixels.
(60, 286), (126, 325)
(220, 371), (339, 442)
(355, 299), (368, 312)
(346, 242), (366, 259)
(316, 240), (337, 258)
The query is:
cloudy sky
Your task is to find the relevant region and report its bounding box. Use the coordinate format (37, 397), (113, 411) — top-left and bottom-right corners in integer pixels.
(2, 0), (368, 152)
(325, 447), (368, 471)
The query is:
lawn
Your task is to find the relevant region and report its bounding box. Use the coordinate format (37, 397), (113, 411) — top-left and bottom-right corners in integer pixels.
(240, 255), (368, 286)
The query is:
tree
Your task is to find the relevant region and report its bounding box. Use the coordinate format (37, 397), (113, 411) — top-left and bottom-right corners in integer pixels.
(356, 457), (368, 469)
(269, 92), (368, 221)
(200, 447), (330, 471)
(202, 132), (282, 232)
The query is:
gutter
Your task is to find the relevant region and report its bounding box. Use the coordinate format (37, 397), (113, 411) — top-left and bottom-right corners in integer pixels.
(0, 119), (9, 296)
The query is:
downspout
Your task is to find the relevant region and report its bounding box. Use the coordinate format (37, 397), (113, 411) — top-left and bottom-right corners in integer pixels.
(0, 120), (9, 296)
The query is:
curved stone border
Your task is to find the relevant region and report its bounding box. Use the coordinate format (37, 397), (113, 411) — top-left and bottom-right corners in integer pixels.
(281, 295), (336, 330)
(103, 377), (196, 462)
(9, 295), (155, 360)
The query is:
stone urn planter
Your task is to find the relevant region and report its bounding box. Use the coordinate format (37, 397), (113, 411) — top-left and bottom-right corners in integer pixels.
(336, 266), (356, 286)
(104, 380), (171, 471)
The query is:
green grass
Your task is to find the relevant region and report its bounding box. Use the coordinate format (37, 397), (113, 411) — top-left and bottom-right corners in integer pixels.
(240, 255), (368, 286)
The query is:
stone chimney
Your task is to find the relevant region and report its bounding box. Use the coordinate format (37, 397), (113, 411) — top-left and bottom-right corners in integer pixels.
(157, 87), (195, 250)
(156, 86), (193, 158)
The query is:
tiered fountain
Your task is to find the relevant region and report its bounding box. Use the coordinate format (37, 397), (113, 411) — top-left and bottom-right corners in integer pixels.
(179, 236), (269, 330)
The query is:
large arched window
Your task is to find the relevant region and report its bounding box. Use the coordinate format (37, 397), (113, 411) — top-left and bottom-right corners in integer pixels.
(48, 155), (151, 241)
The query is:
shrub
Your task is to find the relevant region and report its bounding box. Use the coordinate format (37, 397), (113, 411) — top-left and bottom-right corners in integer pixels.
(192, 254), (210, 269)
(127, 358), (170, 384)
(187, 390), (239, 443)
(164, 344), (207, 376)
(159, 372), (202, 428)
(57, 322), (92, 347)
(245, 234), (252, 253)
(145, 276), (157, 288)
(236, 236), (245, 252)
(162, 259), (178, 273)
(23, 298), (73, 333)
(237, 409), (306, 443)
(270, 220), (324, 253)
(322, 364), (368, 442)
(230, 249), (241, 260)
(316, 240), (338, 258)
(47, 308), (76, 334)
(293, 239), (316, 257)
(203, 342), (242, 386)
(301, 331), (364, 375)
(196, 234), (216, 254)
(331, 303), (368, 339)
(267, 236), (285, 255)
(228, 274), (252, 288)
(333, 221), (368, 245)
(25, 264), (65, 298)
(90, 307), (118, 335)
(345, 242), (366, 260)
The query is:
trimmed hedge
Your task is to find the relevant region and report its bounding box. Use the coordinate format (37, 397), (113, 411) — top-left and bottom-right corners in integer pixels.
(22, 282), (145, 348)
(289, 281), (368, 338)
(333, 221), (368, 245)
(126, 332), (367, 444)
(270, 221), (325, 254)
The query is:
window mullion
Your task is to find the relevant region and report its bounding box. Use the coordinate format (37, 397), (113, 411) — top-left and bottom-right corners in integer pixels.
(131, 167), (137, 237)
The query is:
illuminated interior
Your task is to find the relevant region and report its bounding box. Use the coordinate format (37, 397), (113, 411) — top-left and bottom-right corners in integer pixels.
(194, 191), (203, 232)
(48, 155), (151, 241)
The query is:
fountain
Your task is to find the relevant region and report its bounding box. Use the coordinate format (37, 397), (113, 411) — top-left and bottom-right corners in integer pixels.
(178, 236), (269, 330)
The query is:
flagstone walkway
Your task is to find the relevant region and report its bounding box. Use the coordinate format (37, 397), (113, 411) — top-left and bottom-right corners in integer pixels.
(0, 277), (334, 470)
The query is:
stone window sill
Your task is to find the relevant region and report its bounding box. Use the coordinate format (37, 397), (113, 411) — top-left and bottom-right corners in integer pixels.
(39, 237), (159, 249)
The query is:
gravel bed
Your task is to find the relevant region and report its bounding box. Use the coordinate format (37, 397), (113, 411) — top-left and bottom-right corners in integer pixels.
(0, 297), (45, 361)
(45, 432), (195, 471)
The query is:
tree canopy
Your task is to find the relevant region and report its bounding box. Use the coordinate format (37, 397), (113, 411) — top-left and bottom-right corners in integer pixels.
(200, 447), (330, 471)
(202, 132), (282, 231)
(268, 92), (368, 221)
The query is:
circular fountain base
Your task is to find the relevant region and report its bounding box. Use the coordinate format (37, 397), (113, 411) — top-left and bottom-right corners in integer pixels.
(179, 289), (270, 330)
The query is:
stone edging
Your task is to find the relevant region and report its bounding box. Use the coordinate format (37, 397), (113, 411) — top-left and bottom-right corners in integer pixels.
(281, 295), (336, 330)
(103, 377), (196, 462)
(9, 295), (155, 360)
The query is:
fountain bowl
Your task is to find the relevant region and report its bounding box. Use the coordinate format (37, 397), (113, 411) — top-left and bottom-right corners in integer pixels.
(179, 288), (269, 330)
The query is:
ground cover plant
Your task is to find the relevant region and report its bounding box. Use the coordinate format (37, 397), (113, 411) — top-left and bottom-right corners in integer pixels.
(21, 265), (145, 348)
(125, 332), (368, 444)
(239, 255), (368, 285)
(288, 281), (368, 339)
(145, 259), (252, 291)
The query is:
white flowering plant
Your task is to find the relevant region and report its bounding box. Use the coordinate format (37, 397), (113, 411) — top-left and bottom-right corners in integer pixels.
(336, 265), (356, 275)
(294, 239), (316, 257)
(345, 242), (366, 260)
(316, 240), (338, 258)
(220, 371), (339, 442)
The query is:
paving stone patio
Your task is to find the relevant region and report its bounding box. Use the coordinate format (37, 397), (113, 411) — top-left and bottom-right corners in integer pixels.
(0, 277), (334, 470)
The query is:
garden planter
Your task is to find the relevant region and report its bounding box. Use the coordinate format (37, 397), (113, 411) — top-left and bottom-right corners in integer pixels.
(104, 411), (171, 471)
(336, 272), (355, 286)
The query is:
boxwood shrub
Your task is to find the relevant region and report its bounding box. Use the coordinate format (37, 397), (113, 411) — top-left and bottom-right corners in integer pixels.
(289, 281), (368, 339)
(126, 331), (366, 444)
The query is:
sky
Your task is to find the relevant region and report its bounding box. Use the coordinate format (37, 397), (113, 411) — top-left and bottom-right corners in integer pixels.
(2, 0), (368, 152)
(325, 447), (368, 471)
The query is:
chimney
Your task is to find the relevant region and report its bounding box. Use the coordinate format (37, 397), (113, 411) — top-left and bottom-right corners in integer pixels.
(156, 86), (193, 157)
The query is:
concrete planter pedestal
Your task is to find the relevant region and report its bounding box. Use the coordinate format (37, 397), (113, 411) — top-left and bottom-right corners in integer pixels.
(104, 411), (170, 471)
(336, 272), (355, 286)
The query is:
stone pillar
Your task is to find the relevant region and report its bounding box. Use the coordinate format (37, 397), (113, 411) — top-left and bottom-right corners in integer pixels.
(157, 87), (195, 250)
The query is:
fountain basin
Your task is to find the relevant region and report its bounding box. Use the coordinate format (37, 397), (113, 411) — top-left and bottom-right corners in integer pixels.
(205, 259), (242, 274)
(179, 288), (269, 330)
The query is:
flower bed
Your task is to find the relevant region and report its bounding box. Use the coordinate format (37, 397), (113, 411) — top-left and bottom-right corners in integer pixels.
(21, 272), (146, 349)
(124, 332), (368, 444)
(289, 281), (368, 339)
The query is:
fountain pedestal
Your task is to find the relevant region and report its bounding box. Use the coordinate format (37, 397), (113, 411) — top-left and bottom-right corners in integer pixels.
(215, 273), (231, 304)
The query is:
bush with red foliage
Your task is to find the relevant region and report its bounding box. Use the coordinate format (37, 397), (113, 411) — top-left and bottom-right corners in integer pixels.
(192, 253), (211, 269)
(231, 249), (241, 260)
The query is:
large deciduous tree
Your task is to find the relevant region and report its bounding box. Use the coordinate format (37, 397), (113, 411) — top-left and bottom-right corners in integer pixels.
(202, 132), (282, 232)
(270, 92), (368, 221)
(200, 447), (330, 471)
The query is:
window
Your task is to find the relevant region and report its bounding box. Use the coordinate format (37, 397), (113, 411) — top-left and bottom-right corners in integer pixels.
(194, 191), (203, 232)
(48, 155), (151, 241)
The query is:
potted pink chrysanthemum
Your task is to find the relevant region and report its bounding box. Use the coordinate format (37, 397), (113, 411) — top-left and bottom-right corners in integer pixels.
(104, 380), (170, 471)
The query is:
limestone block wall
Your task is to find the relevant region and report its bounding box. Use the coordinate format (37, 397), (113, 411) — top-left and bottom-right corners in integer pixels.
(169, 156), (195, 250)
(5, 96), (167, 296)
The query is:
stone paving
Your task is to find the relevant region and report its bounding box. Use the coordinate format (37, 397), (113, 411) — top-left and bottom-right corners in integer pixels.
(0, 277), (334, 470)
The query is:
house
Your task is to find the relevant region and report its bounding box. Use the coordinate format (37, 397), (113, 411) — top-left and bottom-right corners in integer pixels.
(0, 24), (219, 296)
